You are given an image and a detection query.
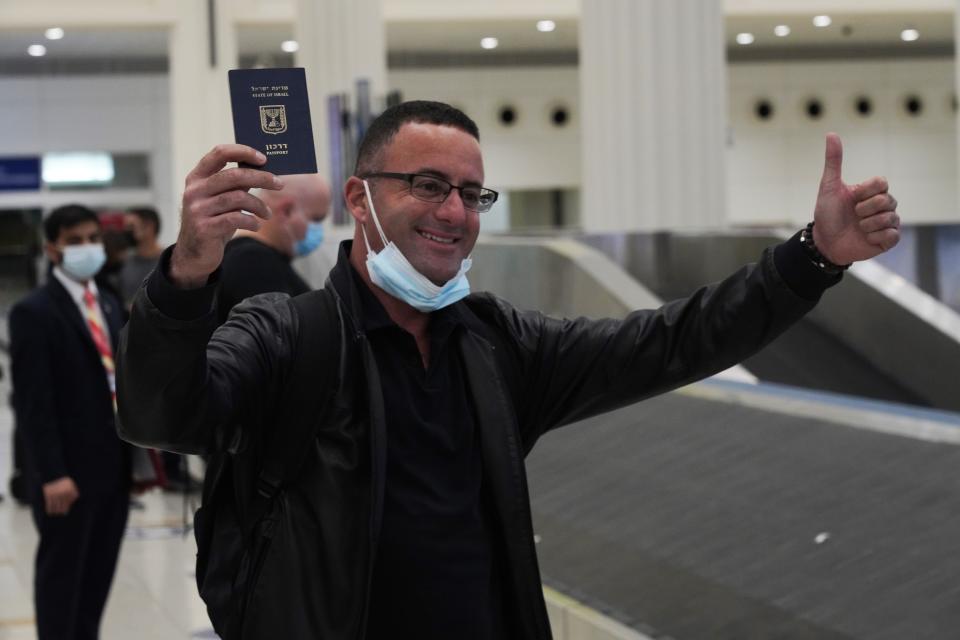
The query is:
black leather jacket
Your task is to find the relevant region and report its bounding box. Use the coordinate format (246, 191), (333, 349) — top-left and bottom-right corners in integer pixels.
(117, 239), (831, 639)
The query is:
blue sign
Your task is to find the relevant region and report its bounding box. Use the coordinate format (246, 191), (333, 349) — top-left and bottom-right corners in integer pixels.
(0, 156), (41, 191)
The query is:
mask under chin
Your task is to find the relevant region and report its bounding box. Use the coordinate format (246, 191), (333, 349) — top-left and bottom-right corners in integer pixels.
(360, 179), (473, 312)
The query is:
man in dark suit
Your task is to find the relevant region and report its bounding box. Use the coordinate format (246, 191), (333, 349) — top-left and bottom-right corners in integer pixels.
(9, 204), (131, 640)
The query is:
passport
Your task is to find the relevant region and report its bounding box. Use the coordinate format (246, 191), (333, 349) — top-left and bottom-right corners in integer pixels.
(228, 67), (318, 175)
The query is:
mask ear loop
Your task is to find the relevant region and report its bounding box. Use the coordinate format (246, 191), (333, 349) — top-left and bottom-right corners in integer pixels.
(361, 180), (390, 254)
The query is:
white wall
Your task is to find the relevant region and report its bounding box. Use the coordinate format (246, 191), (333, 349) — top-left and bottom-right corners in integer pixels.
(391, 58), (960, 228)
(0, 74), (175, 243)
(388, 67), (581, 191)
(728, 59), (958, 227)
(0, 58), (955, 243)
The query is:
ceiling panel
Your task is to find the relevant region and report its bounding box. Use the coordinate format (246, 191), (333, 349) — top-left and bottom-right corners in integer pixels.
(0, 27), (167, 58)
(726, 12), (953, 48)
(388, 18), (578, 54)
(0, 11), (952, 66)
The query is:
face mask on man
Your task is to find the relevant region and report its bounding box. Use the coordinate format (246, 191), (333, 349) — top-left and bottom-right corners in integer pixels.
(294, 221), (324, 257)
(360, 180), (472, 313)
(60, 244), (107, 281)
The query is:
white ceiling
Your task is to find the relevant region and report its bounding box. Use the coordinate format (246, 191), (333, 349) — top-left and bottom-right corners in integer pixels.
(725, 12), (953, 48)
(0, 11), (953, 62)
(0, 27), (168, 59)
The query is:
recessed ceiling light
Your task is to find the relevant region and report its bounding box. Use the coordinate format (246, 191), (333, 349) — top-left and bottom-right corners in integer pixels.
(774, 25), (791, 37)
(813, 15), (832, 28)
(901, 29), (920, 42)
(45, 27), (64, 40)
(281, 40), (299, 53)
(537, 20), (556, 33)
(480, 37), (499, 50)
(736, 33), (755, 45)
(27, 44), (47, 57)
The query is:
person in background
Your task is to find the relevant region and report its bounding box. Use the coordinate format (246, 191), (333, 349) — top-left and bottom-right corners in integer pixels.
(96, 226), (129, 305)
(118, 207), (164, 307)
(116, 206), (196, 492)
(216, 173), (331, 324)
(9, 204), (131, 640)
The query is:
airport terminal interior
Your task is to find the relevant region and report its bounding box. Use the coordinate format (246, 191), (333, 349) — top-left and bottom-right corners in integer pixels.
(2, 0), (960, 638)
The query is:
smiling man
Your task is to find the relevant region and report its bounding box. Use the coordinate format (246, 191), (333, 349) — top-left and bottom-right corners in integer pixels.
(345, 116), (488, 365)
(116, 101), (900, 639)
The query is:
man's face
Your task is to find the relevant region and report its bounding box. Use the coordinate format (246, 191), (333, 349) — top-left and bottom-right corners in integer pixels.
(283, 201), (309, 246)
(45, 220), (102, 265)
(123, 213), (144, 243)
(363, 122), (483, 285)
(274, 177), (330, 251)
(123, 213), (156, 245)
(301, 181), (331, 226)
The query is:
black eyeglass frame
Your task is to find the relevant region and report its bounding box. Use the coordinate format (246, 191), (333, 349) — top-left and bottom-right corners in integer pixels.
(360, 172), (499, 213)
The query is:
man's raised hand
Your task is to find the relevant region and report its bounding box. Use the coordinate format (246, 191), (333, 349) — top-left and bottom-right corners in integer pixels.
(812, 133), (900, 266)
(171, 144), (283, 288)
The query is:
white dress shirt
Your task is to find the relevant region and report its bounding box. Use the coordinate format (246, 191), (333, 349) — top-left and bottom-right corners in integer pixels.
(52, 266), (112, 345)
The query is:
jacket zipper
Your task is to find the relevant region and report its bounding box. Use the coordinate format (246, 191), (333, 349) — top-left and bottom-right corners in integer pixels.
(460, 330), (551, 639)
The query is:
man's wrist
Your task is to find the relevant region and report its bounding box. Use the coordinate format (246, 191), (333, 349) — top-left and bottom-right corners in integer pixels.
(802, 222), (850, 275)
(146, 245), (220, 321)
(170, 248), (214, 289)
(773, 229), (843, 301)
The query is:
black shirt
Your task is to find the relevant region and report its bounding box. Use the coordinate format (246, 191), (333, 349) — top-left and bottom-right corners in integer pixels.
(354, 267), (503, 640)
(217, 237), (310, 324)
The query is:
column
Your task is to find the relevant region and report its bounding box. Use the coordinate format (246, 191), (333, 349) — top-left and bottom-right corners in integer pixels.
(956, 0), (960, 212)
(295, 0), (387, 188)
(167, 0), (237, 243)
(579, 0), (727, 232)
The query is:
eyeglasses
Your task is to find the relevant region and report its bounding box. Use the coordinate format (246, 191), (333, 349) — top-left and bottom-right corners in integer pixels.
(361, 172), (499, 213)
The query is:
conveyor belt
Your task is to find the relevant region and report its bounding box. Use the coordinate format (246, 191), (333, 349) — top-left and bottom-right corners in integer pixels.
(527, 389), (960, 640)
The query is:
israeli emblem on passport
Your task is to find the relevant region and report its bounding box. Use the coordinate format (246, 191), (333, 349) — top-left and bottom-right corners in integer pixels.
(259, 105), (288, 135)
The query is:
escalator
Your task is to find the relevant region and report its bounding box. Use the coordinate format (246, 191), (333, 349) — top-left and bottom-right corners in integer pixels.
(582, 231), (960, 412)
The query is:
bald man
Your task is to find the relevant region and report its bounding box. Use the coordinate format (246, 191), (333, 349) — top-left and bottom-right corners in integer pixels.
(217, 173), (331, 324)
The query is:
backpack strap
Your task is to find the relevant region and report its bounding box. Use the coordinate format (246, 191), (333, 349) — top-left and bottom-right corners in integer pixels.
(246, 286), (343, 530)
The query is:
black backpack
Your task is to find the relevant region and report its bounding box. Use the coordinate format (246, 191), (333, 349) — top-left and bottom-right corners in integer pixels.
(192, 288), (343, 639)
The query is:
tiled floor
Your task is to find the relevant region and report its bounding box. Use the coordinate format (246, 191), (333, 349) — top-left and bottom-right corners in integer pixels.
(0, 373), (217, 639)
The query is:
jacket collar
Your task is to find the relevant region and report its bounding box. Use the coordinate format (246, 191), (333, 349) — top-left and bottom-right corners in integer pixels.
(329, 240), (367, 331)
(45, 273), (102, 354)
(51, 265), (98, 307)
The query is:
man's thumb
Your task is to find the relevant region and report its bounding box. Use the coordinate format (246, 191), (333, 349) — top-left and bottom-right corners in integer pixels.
(821, 132), (843, 185)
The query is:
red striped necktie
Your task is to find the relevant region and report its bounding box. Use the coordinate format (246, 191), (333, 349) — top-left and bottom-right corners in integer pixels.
(84, 286), (167, 489)
(82, 287), (116, 408)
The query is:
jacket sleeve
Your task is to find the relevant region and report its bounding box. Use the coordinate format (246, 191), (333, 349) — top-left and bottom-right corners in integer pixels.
(488, 238), (837, 450)
(9, 302), (69, 483)
(115, 248), (297, 455)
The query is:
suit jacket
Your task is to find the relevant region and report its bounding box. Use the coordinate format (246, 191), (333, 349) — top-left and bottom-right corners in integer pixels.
(9, 275), (130, 496)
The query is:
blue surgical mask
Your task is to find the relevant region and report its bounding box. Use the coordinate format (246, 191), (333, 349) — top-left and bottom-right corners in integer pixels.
(295, 221), (324, 257)
(361, 180), (472, 313)
(61, 243), (106, 282)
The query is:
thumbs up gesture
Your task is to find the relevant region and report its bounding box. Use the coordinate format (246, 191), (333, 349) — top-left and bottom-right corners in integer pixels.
(812, 133), (900, 265)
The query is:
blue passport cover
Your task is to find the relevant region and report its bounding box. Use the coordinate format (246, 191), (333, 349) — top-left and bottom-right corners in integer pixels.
(228, 68), (318, 175)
